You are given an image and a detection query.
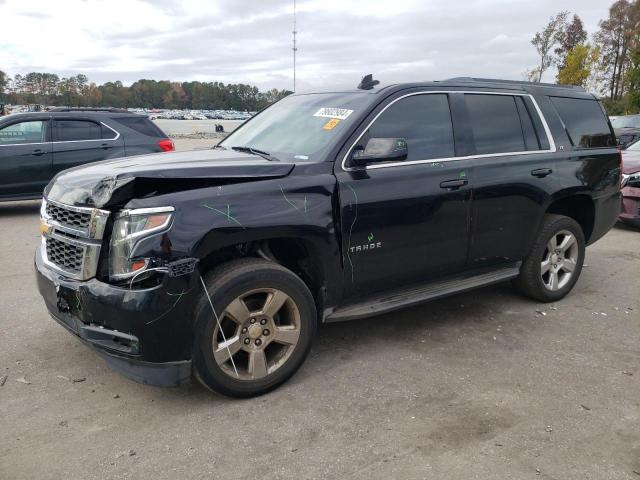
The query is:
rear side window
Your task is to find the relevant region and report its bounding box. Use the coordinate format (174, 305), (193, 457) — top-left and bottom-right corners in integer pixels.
(515, 97), (540, 150)
(54, 120), (102, 141)
(0, 120), (46, 144)
(549, 97), (615, 148)
(368, 94), (455, 161)
(114, 116), (166, 138)
(465, 94), (526, 155)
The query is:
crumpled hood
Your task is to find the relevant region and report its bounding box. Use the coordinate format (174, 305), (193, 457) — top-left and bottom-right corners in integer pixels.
(45, 148), (295, 208)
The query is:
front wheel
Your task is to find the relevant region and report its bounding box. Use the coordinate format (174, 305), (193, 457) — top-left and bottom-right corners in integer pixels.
(513, 214), (585, 302)
(193, 258), (317, 398)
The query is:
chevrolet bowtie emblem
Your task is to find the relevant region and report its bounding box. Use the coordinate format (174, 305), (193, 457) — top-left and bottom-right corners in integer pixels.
(39, 219), (52, 235)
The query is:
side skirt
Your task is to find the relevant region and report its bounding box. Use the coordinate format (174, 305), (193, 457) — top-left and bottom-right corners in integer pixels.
(324, 263), (521, 323)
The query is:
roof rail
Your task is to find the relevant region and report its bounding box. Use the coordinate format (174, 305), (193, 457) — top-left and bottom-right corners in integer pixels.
(446, 77), (584, 91)
(48, 107), (130, 113)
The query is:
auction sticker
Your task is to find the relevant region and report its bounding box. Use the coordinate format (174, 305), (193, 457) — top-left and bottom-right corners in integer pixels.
(313, 107), (353, 120)
(323, 118), (341, 130)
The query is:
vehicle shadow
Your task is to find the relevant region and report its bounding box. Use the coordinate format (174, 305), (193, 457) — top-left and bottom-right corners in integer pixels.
(615, 221), (640, 232)
(0, 200), (41, 218)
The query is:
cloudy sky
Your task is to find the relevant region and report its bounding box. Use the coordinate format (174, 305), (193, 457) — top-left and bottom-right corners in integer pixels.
(0, 0), (611, 92)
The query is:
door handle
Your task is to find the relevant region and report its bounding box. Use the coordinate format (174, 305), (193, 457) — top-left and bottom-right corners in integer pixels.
(31, 149), (45, 156)
(100, 143), (112, 150)
(439, 179), (468, 189)
(531, 168), (552, 178)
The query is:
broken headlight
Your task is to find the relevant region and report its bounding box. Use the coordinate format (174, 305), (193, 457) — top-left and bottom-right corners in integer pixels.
(109, 207), (174, 281)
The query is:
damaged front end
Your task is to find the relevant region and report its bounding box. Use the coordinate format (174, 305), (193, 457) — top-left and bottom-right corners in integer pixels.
(36, 197), (201, 386)
(35, 149), (295, 386)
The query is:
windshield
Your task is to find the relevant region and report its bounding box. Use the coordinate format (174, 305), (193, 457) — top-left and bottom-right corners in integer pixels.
(611, 115), (640, 129)
(627, 139), (640, 151)
(219, 92), (371, 161)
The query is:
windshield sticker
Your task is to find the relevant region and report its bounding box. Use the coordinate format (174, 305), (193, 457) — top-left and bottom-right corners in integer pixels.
(313, 107), (353, 120)
(323, 118), (341, 130)
(294, 154), (309, 160)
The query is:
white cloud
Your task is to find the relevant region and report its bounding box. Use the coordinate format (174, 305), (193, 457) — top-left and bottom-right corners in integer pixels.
(0, 0), (612, 90)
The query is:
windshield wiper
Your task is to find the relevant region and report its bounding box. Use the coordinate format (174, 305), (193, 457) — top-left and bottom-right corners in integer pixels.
(231, 146), (279, 161)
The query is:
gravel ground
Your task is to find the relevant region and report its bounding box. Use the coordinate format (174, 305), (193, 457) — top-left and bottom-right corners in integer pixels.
(0, 160), (638, 479)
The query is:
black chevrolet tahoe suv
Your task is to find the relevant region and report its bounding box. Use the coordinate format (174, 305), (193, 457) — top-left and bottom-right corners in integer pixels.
(35, 77), (621, 397)
(0, 107), (174, 201)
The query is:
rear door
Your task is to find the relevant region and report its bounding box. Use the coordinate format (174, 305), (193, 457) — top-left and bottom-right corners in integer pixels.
(461, 92), (557, 268)
(335, 91), (475, 298)
(51, 117), (124, 174)
(0, 117), (53, 198)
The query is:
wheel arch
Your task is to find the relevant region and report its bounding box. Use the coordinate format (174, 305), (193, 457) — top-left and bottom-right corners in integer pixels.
(544, 192), (595, 243)
(197, 235), (340, 319)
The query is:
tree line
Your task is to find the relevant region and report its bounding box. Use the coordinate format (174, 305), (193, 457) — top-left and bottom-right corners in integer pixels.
(0, 72), (291, 112)
(528, 0), (640, 114)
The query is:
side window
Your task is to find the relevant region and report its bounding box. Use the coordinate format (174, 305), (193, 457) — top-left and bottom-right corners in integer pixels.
(549, 97), (615, 148)
(465, 94), (526, 154)
(515, 97), (541, 151)
(368, 94), (455, 161)
(101, 124), (117, 140)
(0, 121), (46, 145)
(54, 120), (102, 142)
(114, 116), (164, 138)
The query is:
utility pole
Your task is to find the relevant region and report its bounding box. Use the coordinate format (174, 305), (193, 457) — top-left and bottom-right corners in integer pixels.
(292, 0), (297, 92)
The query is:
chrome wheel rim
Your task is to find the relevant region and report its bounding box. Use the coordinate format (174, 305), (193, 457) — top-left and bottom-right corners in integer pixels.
(541, 230), (579, 291)
(212, 288), (301, 380)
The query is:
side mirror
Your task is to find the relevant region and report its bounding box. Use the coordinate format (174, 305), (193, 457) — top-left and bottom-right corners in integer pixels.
(351, 137), (408, 166)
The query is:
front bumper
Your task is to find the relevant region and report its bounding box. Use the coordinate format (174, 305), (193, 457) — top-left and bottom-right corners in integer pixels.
(35, 244), (197, 387)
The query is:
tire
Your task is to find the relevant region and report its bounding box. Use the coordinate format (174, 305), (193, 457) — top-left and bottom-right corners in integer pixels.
(193, 258), (316, 398)
(513, 214), (585, 302)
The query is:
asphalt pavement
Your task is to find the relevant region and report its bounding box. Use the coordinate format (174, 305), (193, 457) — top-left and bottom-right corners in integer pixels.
(1, 153), (639, 479)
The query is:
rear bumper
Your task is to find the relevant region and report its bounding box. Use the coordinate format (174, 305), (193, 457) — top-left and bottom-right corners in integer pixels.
(589, 191), (623, 245)
(35, 244), (196, 387)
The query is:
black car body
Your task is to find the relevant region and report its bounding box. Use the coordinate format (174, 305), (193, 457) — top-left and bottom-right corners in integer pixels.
(34, 78), (621, 396)
(0, 108), (174, 201)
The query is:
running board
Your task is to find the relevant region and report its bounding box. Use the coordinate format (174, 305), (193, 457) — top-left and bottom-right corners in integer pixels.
(325, 264), (521, 323)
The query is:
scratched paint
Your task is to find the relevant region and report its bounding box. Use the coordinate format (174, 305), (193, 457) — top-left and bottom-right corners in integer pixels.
(145, 288), (193, 326)
(345, 184), (358, 283)
(202, 203), (246, 229)
(166, 289), (192, 309)
(279, 186), (309, 217)
(74, 291), (82, 311)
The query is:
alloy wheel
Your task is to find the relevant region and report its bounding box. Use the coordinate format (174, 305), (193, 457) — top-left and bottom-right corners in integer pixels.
(212, 288), (301, 380)
(540, 230), (579, 291)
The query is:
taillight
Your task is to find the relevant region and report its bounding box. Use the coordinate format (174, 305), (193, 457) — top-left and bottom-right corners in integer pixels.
(158, 139), (175, 152)
(618, 147), (623, 188)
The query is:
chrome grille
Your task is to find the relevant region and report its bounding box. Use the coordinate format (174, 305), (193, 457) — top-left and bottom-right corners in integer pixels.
(46, 237), (84, 273)
(40, 199), (110, 280)
(46, 202), (91, 229)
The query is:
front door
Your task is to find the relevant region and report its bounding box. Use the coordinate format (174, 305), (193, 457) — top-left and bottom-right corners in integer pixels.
(0, 117), (52, 198)
(335, 92), (474, 298)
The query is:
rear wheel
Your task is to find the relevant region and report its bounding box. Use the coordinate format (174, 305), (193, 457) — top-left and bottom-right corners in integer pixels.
(193, 258), (316, 397)
(513, 214), (585, 302)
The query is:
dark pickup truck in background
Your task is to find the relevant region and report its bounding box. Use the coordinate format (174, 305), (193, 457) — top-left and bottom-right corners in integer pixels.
(0, 108), (174, 201)
(35, 77), (621, 397)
